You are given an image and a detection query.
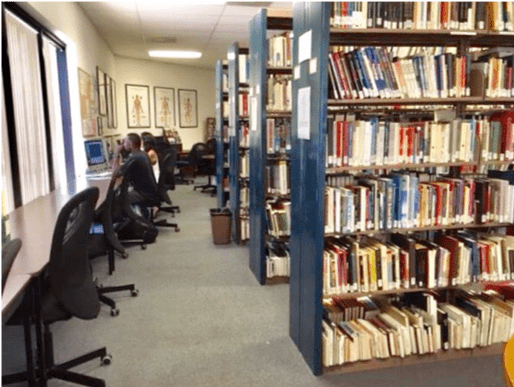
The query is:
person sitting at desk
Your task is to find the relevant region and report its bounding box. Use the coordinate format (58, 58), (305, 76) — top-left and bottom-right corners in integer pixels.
(141, 132), (160, 178)
(113, 133), (159, 217)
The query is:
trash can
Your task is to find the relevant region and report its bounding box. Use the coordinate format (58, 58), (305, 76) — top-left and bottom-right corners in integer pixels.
(210, 208), (232, 245)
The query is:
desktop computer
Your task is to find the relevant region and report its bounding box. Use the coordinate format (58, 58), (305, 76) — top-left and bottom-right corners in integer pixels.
(84, 139), (110, 175)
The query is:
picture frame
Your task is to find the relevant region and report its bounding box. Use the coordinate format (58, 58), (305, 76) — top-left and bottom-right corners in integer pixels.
(178, 89), (198, 128)
(111, 79), (117, 128)
(106, 76), (113, 128)
(78, 68), (97, 137)
(125, 84), (150, 128)
(96, 67), (107, 116)
(154, 87), (175, 128)
(97, 116), (103, 136)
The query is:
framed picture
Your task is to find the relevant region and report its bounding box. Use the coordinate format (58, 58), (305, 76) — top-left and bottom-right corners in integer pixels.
(106, 76), (113, 128)
(96, 67), (107, 116)
(78, 68), (97, 137)
(111, 79), (117, 128)
(154, 87), (175, 128)
(205, 117), (215, 141)
(125, 84), (150, 128)
(97, 116), (103, 136)
(178, 89), (198, 128)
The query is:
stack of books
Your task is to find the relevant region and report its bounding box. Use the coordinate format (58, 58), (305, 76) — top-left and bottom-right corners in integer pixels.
(322, 289), (514, 366)
(330, 2), (514, 32)
(268, 32), (292, 67)
(266, 74), (292, 111)
(265, 160), (290, 196)
(325, 115), (514, 168)
(323, 233), (514, 296)
(266, 200), (291, 237)
(267, 118), (291, 153)
(324, 173), (514, 233)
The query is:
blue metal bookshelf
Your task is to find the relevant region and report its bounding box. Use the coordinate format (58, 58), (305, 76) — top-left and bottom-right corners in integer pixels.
(249, 9), (292, 285)
(289, 2), (330, 376)
(215, 61), (229, 208)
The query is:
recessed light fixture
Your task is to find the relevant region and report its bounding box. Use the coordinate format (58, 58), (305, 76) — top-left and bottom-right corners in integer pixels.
(148, 50), (202, 59)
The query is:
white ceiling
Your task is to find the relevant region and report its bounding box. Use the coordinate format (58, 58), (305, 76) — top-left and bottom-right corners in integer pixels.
(78, 1), (292, 70)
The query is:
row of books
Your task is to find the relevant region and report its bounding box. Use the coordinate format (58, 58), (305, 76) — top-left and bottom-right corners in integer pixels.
(265, 160), (290, 196)
(240, 208), (249, 242)
(323, 233), (514, 296)
(324, 173), (514, 233)
(325, 115), (514, 168)
(266, 242), (290, 278)
(240, 122), (249, 148)
(268, 32), (292, 68)
(239, 53), (249, 84)
(329, 2), (514, 32)
(478, 54), (514, 98)
(239, 92), (249, 117)
(266, 74), (292, 111)
(322, 289), (514, 367)
(266, 200), (291, 237)
(266, 118), (291, 154)
(240, 186), (249, 209)
(240, 153), (249, 179)
(328, 47), (474, 100)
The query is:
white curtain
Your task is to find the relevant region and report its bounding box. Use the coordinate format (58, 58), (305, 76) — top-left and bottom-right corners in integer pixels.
(43, 37), (67, 190)
(1, 73), (15, 214)
(5, 11), (50, 205)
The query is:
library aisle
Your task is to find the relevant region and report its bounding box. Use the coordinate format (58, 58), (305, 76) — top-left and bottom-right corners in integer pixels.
(2, 177), (506, 386)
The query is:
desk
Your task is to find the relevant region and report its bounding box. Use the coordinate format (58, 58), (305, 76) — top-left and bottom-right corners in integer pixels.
(8, 176), (110, 276)
(2, 175), (110, 387)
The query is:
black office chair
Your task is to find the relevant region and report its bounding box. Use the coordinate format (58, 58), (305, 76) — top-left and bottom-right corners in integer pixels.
(156, 144), (180, 216)
(89, 175), (139, 317)
(41, 187), (110, 386)
(194, 139), (216, 195)
(176, 142), (207, 185)
(2, 238), (22, 293)
(113, 177), (158, 250)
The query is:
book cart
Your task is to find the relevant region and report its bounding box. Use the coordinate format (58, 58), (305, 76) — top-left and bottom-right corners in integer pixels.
(228, 43), (250, 244)
(249, 10), (293, 285)
(215, 60), (230, 208)
(289, 2), (514, 376)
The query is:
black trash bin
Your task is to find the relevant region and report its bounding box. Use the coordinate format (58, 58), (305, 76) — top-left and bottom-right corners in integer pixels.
(210, 208), (231, 245)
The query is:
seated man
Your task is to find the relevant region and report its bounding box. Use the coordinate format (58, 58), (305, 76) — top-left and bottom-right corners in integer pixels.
(113, 133), (160, 216)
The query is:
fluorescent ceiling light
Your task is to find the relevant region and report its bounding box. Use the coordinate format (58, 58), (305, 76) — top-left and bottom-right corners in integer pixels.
(148, 50), (202, 59)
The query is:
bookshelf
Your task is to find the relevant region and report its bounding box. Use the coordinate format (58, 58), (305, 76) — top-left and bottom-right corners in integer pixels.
(290, 2), (514, 376)
(215, 60), (229, 208)
(227, 43), (250, 244)
(249, 9), (293, 285)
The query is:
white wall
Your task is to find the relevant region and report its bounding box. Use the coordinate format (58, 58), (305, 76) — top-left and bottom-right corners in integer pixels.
(22, 2), (118, 177)
(115, 57), (215, 151)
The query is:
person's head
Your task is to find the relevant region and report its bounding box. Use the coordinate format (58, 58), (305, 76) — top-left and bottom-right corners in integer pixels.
(124, 133), (141, 152)
(141, 132), (157, 152)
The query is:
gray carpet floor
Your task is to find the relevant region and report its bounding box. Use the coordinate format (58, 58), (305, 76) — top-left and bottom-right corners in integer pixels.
(2, 177), (507, 386)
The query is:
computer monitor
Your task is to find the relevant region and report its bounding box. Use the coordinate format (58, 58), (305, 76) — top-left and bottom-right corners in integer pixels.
(84, 139), (109, 173)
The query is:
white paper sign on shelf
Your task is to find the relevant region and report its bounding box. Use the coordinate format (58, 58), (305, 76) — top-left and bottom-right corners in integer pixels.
(309, 57), (317, 74)
(250, 97), (258, 131)
(294, 65), (301, 80)
(256, 84), (261, 95)
(216, 102), (220, 109)
(298, 86), (311, 140)
(298, 30), (312, 63)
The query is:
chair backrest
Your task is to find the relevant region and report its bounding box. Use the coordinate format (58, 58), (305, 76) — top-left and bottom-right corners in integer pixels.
(92, 174), (126, 255)
(2, 238), (22, 293)
(157, 150), (177, 204)
(49, 187), (100, 320)
(189, 142), (207, 167)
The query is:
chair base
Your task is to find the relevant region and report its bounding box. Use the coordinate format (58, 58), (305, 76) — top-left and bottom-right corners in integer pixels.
(98, 284), (138, 317)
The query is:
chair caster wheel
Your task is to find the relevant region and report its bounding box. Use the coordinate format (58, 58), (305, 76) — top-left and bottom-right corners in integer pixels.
(141, 244), (147, 250)
(110, 308), (119, 317)
(101, 355), (112, 366)
(122, 252), (129, 259)
(175, 228), (180, 232)
(131, 289), (139, 297)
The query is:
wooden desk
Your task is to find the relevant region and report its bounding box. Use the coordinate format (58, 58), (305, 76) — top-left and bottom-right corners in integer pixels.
(505, 334), (514, 387)
(8, 176), (110, 277)
(2, 273), (32, 315)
